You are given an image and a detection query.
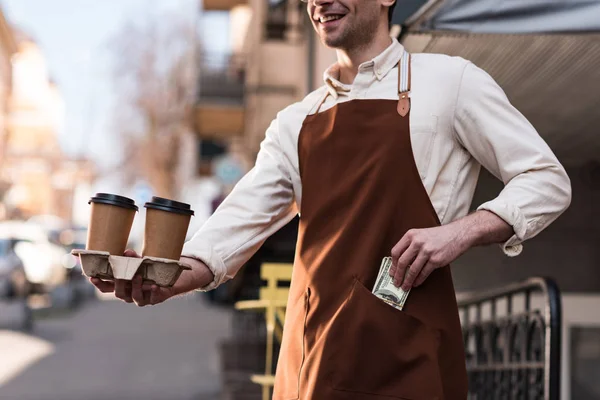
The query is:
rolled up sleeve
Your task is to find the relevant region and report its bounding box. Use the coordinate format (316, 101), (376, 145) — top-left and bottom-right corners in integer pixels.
(181, 115), (297, 290)
(454, 62), (572, 256)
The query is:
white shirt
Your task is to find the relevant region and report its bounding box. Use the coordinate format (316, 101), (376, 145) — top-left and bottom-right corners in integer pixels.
(182, 38), (572, 291)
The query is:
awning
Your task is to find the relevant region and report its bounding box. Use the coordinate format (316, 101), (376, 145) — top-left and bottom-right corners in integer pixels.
(402, 31), (600, 166)
(423, 0), (600, 34)
(394, 0), (600, 166)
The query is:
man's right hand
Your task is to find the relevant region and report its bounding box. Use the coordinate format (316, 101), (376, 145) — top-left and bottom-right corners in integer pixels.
(90, 249), (215, 307)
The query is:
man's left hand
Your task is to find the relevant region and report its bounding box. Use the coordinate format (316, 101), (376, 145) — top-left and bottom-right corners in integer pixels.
(390, 224), (469, 291)
(389, 210), (514, 291)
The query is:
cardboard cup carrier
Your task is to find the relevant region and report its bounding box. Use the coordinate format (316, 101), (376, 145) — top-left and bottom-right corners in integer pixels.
(72, 193), (193, 287)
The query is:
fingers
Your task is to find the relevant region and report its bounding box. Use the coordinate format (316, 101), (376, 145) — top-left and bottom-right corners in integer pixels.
(414, 261), (436, 287)
(399, 251), (428, 291)
(390, 233), (412, 276)
(134, 278), (164, 307)
(124, 249), (141, 258)
(90, 278), (115, 293)
(391, 242), (418, 289)
(142, 282), (166, 306)
(131, 275), (146, 307)
(114, 279), (133, 303)
(149, 285), (161, 305)
(97, 272), (163, 307)
(115, 250), (143, 305)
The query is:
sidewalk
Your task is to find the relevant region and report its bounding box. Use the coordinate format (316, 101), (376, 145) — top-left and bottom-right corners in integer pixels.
(0, 293), (232, 400)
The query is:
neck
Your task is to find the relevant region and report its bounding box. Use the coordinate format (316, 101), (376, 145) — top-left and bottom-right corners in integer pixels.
(335, 30), (392, 85)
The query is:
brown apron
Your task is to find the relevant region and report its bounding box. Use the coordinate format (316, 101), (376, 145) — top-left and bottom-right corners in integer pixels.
(273, 52), (468, 400)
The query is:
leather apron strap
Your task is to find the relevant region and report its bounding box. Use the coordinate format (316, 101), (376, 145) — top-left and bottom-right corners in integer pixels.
(397, 53), (411, 117)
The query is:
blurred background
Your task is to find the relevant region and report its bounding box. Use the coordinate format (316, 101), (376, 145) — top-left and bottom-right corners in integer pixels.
(0, 0), (598, 399)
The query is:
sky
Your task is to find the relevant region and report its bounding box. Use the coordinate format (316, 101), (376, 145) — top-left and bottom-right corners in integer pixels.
(1, 0), (229, 168)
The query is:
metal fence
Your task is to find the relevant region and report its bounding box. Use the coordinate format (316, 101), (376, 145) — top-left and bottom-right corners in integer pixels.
(458, 277), (562, 400)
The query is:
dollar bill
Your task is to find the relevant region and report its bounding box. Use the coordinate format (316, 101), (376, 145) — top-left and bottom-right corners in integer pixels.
(372, 257), (410, 311)
(374, 257), (388, 287)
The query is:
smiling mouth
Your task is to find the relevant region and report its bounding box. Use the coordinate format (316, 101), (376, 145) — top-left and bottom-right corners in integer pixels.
(320, 15), (342, 23)
(317, 14), (344, 24)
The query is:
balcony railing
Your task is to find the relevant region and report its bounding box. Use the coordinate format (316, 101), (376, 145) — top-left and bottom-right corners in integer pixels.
(197, 52), (245, 105)
(458, 277), (562, 399)
(265, 0), (305, 42)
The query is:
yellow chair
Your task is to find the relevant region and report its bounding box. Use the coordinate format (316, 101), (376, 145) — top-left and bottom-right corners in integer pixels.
(235, 263), (293, 400)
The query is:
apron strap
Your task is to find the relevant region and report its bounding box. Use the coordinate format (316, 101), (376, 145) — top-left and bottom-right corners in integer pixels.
(397, 52), (411, 117)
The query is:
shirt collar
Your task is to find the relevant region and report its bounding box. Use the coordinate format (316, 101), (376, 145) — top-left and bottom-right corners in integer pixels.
(323, 38), (405, 99)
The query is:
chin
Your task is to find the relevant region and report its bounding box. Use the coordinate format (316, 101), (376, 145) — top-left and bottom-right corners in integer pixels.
(321, 34), (345, 49)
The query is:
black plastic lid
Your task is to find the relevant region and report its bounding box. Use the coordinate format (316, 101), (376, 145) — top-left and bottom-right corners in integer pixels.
(144, 196), (194, 216)
(88, 193), (139, 211)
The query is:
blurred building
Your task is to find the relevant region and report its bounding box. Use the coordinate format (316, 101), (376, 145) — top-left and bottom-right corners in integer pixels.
(195, 0), (336, 166)
(191, 0), (335, 244)
(2, 33), (95, 223)
(0, 7), (17, 205)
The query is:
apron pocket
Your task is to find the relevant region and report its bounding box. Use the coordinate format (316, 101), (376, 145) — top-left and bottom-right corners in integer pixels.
(327, 279), (443, 400)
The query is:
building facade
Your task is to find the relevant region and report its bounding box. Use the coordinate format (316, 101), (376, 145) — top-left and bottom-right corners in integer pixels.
(2, 34), (95, 223)
(0, 7), (17, 210)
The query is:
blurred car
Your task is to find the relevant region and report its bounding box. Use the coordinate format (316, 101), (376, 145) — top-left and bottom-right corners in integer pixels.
(0, 238), (31, 299)
(27, 214), (68, 233)
(57, 226), (87, 279)
(0, 221), (70, 295)
(55, 226), (98, 303)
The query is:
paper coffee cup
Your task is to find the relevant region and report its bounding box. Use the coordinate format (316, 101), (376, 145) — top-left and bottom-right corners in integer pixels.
(87, 193), (138, 255)
(142, 197), (194, 260)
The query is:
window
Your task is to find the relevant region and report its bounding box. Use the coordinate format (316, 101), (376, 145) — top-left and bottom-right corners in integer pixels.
(197, 139), (227, 177)
(265, 0), (288, 40)
(571, 327), (600, 399)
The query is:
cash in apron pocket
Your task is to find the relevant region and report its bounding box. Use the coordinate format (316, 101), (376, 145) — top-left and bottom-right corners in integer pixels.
(327, 278), (444, 399)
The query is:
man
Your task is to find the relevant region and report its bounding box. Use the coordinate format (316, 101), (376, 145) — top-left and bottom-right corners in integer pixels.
(92, 0), (571, 398)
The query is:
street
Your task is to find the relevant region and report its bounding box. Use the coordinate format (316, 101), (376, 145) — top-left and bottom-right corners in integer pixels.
(0, 292), (232, 400)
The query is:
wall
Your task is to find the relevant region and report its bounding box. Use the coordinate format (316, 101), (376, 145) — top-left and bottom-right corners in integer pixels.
(453, 163), (600, 293)
(242, 0), (308, 156)
(311, 35), (336, 91)
(229, 5), (252, 54)
(258, 41), (307, 90)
